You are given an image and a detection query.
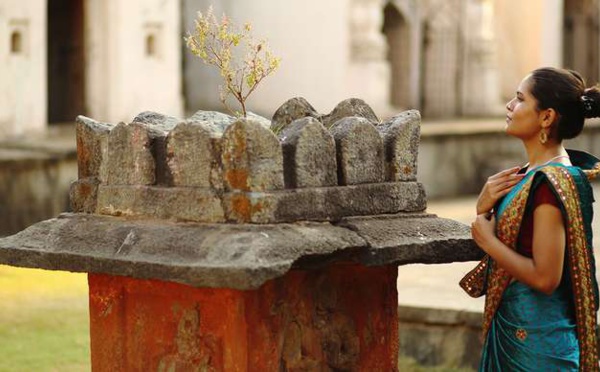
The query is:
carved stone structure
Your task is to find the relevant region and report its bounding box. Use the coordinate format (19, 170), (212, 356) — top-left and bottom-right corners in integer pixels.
(0, 99), (479, 370)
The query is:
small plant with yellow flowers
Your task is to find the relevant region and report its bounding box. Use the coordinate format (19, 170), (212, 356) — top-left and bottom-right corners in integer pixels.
(185, 7), (281, 117)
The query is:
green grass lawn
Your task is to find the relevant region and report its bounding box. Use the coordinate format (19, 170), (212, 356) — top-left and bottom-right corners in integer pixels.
(0, 265), (90, 372)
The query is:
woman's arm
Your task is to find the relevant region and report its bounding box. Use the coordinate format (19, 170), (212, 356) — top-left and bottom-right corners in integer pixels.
(471, 203), (565, 295)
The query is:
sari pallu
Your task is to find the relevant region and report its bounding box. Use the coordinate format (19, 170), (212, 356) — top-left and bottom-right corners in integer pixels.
(463, 151), (600, 371)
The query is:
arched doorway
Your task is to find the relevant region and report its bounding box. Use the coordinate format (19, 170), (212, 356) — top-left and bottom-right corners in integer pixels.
(48, 0), (86, 123)
(563, 0), (600, 85)
(382, 3), (412, 109)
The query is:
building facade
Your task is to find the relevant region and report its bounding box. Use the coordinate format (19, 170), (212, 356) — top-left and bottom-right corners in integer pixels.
(183, 0), (503, 118)
(0, 0), (598, 139)
(0, 0), (183, 139)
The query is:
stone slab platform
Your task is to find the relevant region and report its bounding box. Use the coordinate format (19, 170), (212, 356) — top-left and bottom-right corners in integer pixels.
(0, 213), (479, 290)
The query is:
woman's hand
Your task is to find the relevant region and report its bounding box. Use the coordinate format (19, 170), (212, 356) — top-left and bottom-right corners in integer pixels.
(471, 214), (497, 253)
(476, 166), (524, 214)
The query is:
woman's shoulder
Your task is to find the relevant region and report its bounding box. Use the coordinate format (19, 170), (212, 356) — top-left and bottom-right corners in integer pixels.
(531, 180), (560, 208)
(528, 165), (571, 197)
(531, 164), (593, 204)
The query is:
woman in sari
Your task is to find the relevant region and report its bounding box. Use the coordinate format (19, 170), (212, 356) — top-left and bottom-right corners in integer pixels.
(463, 67), (600, 371)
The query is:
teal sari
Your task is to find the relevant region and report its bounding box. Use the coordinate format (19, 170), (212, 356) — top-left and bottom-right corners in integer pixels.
(470, 150), (600, 371)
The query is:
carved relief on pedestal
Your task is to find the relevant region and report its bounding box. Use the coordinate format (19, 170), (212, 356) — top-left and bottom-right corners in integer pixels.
(158, 309), (222, 372)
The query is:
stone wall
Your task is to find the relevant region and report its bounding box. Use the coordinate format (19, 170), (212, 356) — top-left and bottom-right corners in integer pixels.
(398, 305), (482, 370)
(419, 119), (600, 198)
(0, 145), (76, 237)
(71, 98), (425, 224)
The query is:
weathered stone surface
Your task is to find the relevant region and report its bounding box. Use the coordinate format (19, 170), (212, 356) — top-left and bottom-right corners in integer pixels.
(75, 115), (114, 180)
(246, 111), (271, 131)
(398, 305), (482, 370)
(322, 98), (380, 128)
(337, 214), (483, 265)
(88, 264), (397, 371)
(271, 97), (320, 133)
(132, 122), (172, 186)
(377, 110), (421, 181)
(187, 110), (235, 134)
(105, 122), (162, 185)
(0, 135), (77, 237)
(70, 178), (100, 213)
(186, 111), (271, 134)
(97, 185), (225, 222)
(223, 191), (272, 223)
(132, 111), (180, 131)
(94, 182), (424, 224)
(221, 118), (284, 193)
(223, 182), (426, 223)
(280, 117), (337, 188)
(270, 182), (426, 221)
(166, 122), (221, 187)
(0, 212), (477, 289)
(330, 117), (385, 185)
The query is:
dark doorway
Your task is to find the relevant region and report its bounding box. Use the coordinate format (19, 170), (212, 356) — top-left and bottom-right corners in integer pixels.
(48, 0), (85, 123)
(563, 0), (600, 85)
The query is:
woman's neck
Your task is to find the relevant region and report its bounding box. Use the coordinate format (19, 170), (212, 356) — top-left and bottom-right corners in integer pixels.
(523, 141), (569, 170)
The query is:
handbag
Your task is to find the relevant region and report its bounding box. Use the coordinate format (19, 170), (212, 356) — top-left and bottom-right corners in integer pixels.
(459, 255), (490, 298)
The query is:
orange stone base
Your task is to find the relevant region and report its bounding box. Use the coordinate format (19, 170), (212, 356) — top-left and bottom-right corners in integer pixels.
(89, 264), (399, 371)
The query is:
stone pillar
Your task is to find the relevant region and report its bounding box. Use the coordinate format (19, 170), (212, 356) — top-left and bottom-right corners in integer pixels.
(461, 0), (503, 116)
(541, 0), (564, 68)
(348, 0), (391, 115)
(89, 264), (398, 371)
(421, 0), (460, 117)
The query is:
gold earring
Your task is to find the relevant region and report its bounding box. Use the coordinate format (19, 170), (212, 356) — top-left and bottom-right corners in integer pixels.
(539, 131), (548, 145)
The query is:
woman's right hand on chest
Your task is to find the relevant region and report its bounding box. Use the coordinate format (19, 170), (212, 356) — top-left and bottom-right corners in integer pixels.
(476, 166), (525, 215)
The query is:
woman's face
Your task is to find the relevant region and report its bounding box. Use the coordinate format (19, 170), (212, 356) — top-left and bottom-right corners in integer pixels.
(505, 75), (543, 140)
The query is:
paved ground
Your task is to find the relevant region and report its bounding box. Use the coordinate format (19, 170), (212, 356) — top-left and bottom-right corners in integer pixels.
(397, 183), (600, 313)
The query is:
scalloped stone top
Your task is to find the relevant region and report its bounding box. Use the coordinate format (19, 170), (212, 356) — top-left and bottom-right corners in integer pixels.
(70, 98), (423, 224)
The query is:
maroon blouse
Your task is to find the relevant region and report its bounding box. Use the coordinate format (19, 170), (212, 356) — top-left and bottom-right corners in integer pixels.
(516, 181), (561, 258)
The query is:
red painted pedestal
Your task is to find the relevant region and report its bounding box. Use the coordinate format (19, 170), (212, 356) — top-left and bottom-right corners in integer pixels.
(89, 263), (398, 371)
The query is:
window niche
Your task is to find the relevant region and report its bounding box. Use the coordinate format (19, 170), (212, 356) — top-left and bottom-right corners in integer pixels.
(145, 34), (156, 57)
(9, 20), (28, 56)
(144, 23), (162, 58)
(11, 31), (23, 54)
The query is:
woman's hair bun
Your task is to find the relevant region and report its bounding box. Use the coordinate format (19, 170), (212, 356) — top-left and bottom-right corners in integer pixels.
(582, 87), (600, 119)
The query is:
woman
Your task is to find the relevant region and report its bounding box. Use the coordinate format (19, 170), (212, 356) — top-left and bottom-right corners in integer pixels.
(461, 67), (600, 371)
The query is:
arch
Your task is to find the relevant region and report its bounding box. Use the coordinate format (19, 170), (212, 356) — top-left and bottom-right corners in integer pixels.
(382, 3), (412, 108)
(386, 0), (413, 26)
